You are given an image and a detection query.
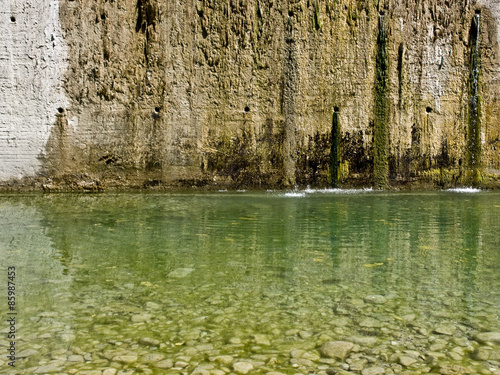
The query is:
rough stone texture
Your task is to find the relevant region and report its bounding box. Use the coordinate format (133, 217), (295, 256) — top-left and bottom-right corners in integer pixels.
(1, 0), (500, 189)
(233, 361), (254, 374)
(474, 331), (500, 343)
(437, 364), (470, 374)
(320, 341), (354, 360)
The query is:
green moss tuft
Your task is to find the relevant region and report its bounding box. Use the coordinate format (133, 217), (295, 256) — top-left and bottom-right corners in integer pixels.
(312, 1), (321, 31)
(466, 14), (483, 186)
(331, 110), (340, 187)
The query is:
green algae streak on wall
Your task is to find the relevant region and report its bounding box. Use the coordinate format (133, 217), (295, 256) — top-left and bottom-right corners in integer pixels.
(35, 1), (500, 189)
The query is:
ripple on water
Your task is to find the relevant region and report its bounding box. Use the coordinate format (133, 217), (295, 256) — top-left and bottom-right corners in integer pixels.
(445, 187), (482, 193)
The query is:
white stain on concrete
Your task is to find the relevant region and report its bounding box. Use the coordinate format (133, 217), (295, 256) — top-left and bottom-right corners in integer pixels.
(0, 0), (68, 180)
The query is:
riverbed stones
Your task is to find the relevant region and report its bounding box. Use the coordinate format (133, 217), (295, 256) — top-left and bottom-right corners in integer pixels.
(437, 364), (470, 374)
(17, 349), (40, 358)
(399, 355), (417, 366)
(175, 360), (189, 368)
(139, 337), (160, 346)
(141, 353), (165, 362)
(167, 268), (194, 278)
(233, 361), (254, 374)
(364, 295), (387, 305)
(474, 332), (500, 344)
(321, 341), (354, 360)
(155, 359), (173, 368)
(191, 368), (210, 375)
(131, 313), (153, 323)
(430, 339), (448, 351)
(145, 301), (160, 310)
(349, 358), (368, 371)
(67, 354), (85, 362)
(254, 334), (271, 345)
(471, 347), (491, 361)
(434, 325), (456, 336)
(361, 366), (385, 375)
(351, 336), (379, 347)
(359, 317), (383, 328)
(34, 363), (63, 373)
(212, 355), (234, 365)
(113, 354), (138, 363)
(290, 357), (315, 367)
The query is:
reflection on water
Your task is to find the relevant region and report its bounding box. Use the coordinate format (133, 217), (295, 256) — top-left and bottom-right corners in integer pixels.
(0, 191), (499, 374)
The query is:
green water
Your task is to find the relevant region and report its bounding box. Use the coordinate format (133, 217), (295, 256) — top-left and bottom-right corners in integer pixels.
(1, 189), (499, 375)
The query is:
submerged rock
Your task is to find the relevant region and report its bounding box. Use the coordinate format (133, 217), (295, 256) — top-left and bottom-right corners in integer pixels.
(433, 325), (456, 336)
(359, 317), (382, 328)
(34, 363), (63, 374)
(233, 361), (254, 374)
(167, 268), (195, 278)
(399, 355), (417, 366)
(155, 359), (174, 369)
(254, 334), (271, 346)
(474, 332), (500, 344)
(363, 295), (387, 304)
(139, 337), (160, 346)
(16, 349), (40, 358)
(141, 353), (165, 362)
(471, 347), (491, 361)
(113, 354), (138, 363)
(212, 355), (234, 365)
(361, 367), (385, 375)
(131, 313), (153, 323)
(437, 364), (470, 374)
(67, 354), (85, 362)
(320, 341), (354, 360)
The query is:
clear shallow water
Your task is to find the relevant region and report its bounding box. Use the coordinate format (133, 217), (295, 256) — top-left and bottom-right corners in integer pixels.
(0, 190), (499, 375)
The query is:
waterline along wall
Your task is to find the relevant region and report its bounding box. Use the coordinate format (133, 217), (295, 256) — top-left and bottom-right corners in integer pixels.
(1, 0), (499, 190)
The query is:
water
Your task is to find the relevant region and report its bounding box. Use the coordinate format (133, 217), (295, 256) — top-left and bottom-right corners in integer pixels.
(1, 190), (499, 374)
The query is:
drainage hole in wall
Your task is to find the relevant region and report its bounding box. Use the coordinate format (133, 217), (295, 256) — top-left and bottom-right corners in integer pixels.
(154, 107), (160, 113)
(57, 107), (65, 114)
(288, 10), (294, 17)
(10, 16), (16, 22)
(101, 14), (106, 20)
(426, 106), (433, 113)
(244, 106), (250, 113)
(334, 106), (339, 113)
(475, 9), (481, 14)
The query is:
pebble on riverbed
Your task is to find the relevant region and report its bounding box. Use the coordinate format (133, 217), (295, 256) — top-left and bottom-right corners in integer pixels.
(320, 341), (354, 360)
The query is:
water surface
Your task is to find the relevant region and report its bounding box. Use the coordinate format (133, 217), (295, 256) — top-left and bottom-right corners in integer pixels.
(0, 190), (499, 374)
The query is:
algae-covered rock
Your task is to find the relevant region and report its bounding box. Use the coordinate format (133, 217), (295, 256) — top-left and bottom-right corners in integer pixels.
(320, 341), (354, 360)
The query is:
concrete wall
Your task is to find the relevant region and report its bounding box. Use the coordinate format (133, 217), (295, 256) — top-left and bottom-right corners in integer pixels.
(0, 0), (68, 180)
(1, 0), (499, 190)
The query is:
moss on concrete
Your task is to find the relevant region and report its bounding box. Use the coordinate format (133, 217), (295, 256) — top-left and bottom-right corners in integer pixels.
(373, 12), (389, 188)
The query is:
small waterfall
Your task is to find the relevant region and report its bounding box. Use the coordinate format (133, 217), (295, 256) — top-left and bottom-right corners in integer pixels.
(467, 11), (482, 185)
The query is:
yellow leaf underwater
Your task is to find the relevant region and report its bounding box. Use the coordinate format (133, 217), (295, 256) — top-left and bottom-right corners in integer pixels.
(364, 262), (384, 268)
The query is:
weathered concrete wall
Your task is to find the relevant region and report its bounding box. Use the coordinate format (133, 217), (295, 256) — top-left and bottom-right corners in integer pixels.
(0, 0), (68, 180)
(1, 0), (499, 190)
